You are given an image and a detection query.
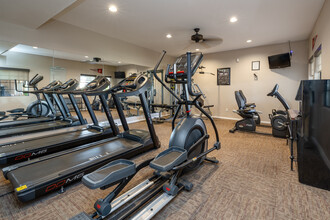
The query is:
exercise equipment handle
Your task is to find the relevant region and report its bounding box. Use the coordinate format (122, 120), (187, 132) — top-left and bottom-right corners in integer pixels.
(186, 52), (202, 97)
(152, 51), (182, 102)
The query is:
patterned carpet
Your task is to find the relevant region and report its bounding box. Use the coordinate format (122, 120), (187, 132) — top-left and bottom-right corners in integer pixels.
(0, 117), (329, 220)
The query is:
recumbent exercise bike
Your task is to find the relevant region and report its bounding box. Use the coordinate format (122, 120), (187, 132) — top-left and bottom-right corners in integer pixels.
(230, 84), (289, 138)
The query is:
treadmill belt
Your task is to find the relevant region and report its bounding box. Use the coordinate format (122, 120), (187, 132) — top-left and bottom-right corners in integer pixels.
(0, 120), (70, 138)
(8, 138), (142, 185)
(0, 129), (101, 156)
(0, 117), (52, 128)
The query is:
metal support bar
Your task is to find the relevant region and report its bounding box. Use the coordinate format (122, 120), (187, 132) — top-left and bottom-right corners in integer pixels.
(43, 93), (57, 116)
(82, 94), (99, 126)
(99, 94), (119, 135)
(139, 93), (160, 148)
(172, 104), (182, 130)
(52, 93), (67, 119)
(58, 94), (71, 117)
(68, 94), (85, 125)
(195, 103), (220, 143)
(112, 94), (129, 131)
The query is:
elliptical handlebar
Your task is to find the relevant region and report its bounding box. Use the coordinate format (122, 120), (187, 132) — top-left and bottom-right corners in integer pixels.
(152, 50), (182, 102)
(186, 52), (202, 97)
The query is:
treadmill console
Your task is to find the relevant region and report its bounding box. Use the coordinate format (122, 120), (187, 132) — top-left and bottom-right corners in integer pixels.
(85, 76), (110, 92)
(166, 52), (203, 82)
(113, 73), (151, 97)
(58, 79), (79, 92)
(42, 80), (63, 91)
(27, 74), (43, 87)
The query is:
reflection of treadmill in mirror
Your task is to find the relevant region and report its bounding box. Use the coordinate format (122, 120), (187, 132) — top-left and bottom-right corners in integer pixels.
(0, 80), (63, 131)
(0, 80), (83, 138)
(3, 73), (160, 202)
(0, 77), (117, 165)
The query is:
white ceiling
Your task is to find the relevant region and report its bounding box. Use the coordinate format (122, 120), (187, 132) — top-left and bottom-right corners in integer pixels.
(56, 0), (325, 56)
(0, 0), (76, 29)
(0, 0), (325, 61)
(0, 40), (16, 54)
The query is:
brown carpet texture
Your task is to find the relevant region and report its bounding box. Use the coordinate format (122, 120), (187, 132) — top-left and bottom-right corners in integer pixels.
(0, 117), (329, 220)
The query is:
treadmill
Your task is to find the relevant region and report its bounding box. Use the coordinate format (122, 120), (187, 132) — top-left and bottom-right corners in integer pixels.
(0, 77), (116, 165)
(0, 79), (83, 138)
(3, 72), (161, 202)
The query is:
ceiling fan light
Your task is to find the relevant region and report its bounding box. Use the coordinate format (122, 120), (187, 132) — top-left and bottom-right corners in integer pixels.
(166, 34), (172, 38)
(230, 17), (238, 23)
(109, 5), (117, 12)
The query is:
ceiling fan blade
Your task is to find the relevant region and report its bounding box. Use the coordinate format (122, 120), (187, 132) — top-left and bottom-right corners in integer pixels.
(204, 37), (223, 42)
(203, 37), (223, 47)
(199, 42), (211, 49)
(183, 42), (195, 50)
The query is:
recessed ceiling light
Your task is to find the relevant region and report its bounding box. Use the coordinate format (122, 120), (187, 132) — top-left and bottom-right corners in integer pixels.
(230, 17), (238, 23)
(109, 5), (117, 12)
(166, 34), (172, 38)
(246, 40), (252, 43)
(84, 56), (89, 58)
(196, 49), (200, 51)
(118, 61), (121, 63)
(32, 46), (38, 49)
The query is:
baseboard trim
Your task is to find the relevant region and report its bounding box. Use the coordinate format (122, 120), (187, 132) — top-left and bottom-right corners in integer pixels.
(211, 115), (271, 125)
(113, 113), (160, 125)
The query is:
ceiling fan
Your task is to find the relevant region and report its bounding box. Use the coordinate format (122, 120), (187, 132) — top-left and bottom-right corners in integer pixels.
(198, 66), (215, 75)
(185, 28), (223, 50)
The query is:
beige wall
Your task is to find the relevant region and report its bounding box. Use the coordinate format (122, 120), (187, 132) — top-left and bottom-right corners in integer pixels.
(193, 40), (308, 122)
(309, 0), (330, 79)
(0, 51), (116, 111)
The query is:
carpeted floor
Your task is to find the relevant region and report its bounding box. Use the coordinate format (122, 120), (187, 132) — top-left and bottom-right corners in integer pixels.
(0, 116), (329, 220)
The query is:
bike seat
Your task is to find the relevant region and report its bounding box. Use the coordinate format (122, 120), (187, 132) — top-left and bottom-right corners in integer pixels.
(149, 147), (187, 172)
(7, 108), (24, 113)
(82, 159), (136, 189)
(245, 103), (256, 108)
(241, 108), (256, 114)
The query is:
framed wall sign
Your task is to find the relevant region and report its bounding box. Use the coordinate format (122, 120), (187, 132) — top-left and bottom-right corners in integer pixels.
(217, 67), (231, 85)
(252, 61), (260, 70)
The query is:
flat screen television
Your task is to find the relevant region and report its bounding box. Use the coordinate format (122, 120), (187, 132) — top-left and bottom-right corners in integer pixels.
(268, 53), (291, 69)
(114, 71), (125, 78)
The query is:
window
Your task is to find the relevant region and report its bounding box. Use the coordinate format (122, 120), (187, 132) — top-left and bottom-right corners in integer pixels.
(308, 45), (322, 80)
(79, 74), (111, 89)
(0, 68), (29, 97)
(80, 74), (96, 88)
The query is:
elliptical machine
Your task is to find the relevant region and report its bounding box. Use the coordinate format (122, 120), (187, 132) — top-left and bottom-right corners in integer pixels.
(230, 84), (289, 138)
(6, 74), (51, 120)
(71, 51), (221, 220)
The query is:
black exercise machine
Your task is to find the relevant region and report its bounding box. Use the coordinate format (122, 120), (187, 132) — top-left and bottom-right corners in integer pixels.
(0, 79), (82, 138)
(0, 74), (50, 125)
(0, 77), (116, 165)
(151, 103), (176, 123)
(230, 84), (290, 138)
(71, 51), (220, 220)
(3, 65), (161, 202)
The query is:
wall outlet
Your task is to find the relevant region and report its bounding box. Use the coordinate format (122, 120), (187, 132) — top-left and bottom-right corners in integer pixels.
(225, 108), (229, 112)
